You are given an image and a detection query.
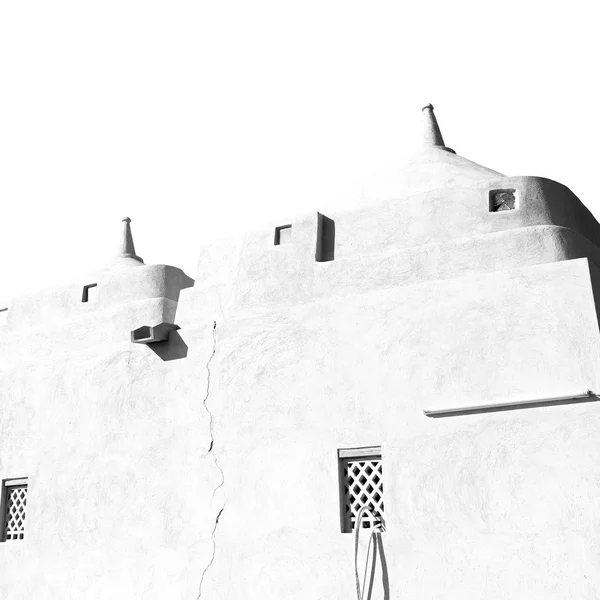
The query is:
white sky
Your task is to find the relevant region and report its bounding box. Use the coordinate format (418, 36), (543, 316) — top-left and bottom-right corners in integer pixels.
(1, 0), (599, 300)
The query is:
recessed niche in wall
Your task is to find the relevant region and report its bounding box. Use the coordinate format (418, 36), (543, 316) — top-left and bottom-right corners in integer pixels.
(489, 189), (517, 212)
(1, 478), (28, 542)
(274, 224), (292, 245)
(81, 283), (98, 303)
(315, 213), (335, 262)
(338, 447), (384, 533)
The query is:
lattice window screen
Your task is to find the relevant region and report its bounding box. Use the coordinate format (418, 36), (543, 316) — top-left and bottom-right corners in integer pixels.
(2, 482), (27, 541)
(339, 448), (383, 533)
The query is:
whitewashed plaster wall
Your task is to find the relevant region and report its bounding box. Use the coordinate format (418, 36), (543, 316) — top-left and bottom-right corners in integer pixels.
(193, 171), (600, 321)
(0, 267), (222, 599)
(1, 163), (600, 598)
(201, 256), (600, 599)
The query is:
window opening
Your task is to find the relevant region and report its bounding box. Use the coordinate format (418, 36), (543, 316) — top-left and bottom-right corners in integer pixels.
(489, 189), (517, 212)
(1, 478), (28, 542)
(82, 283), (98, 303)
(338, 447), (383, 533)
(274, 225), (292, 245)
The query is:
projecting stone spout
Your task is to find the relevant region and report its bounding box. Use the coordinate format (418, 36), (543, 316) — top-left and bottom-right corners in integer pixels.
(422, 104), (455, 154)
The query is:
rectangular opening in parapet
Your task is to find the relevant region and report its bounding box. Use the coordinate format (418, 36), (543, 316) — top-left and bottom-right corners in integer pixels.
(338, 447), (384, 533)
(315, 213), (335, 262)
(274, 224), (292, 245)
(489, 189), (517, 212)
(81, 283), (98, 303)
(1, 478), (28, 542)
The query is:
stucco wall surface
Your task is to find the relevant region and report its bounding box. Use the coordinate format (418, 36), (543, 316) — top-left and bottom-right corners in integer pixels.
(191, 175), (600, 323)
(201, 257), (600, 599)
(2, 263), (193, 330)
(0, 292), (222, 599)
(1, 255), (600, 598)
(2, 161), (600, 599)
(194, 224), (600, 320)
(3, 173), (598, 335)
(196, 174), (600, 266)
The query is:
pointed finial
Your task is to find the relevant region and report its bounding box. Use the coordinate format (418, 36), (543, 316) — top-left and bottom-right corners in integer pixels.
(118, 217), (144, 263)
(421, 104), (455, 153)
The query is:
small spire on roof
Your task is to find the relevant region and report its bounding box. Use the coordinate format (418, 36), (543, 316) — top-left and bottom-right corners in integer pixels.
(118, 217), (144, 264)
(421, 104), (455, 154)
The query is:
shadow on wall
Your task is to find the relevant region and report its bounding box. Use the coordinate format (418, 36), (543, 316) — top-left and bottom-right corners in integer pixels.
(362, 532), (390, 600)
(148, 330), (188, 361)
(316, 213), (335, 262)
(589, 263), (600, 335)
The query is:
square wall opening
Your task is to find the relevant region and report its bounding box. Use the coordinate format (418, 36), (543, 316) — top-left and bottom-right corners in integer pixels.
(489, 189), (517, 212)
(82, 283), (98, 303)
(274, 225), (292, 245)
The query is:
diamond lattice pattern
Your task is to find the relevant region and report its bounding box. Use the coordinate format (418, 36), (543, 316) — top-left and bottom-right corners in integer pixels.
(342, 457), (383, 532)
(3, 485), (27, 541)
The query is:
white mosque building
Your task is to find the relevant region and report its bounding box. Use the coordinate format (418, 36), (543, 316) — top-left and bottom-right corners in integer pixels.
(1, 105), (600, 599)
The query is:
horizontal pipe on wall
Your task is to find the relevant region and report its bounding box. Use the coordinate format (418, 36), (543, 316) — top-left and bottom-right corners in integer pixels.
(423, 392), (598, 418)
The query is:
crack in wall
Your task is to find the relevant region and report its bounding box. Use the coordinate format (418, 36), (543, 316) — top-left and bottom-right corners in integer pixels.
(196, 507), (224, 600)
(203, 321), (218, 457)
(197, 320), (225, 599)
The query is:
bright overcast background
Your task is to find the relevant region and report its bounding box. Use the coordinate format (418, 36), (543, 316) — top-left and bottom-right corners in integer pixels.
(1, 1), (599, 300)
